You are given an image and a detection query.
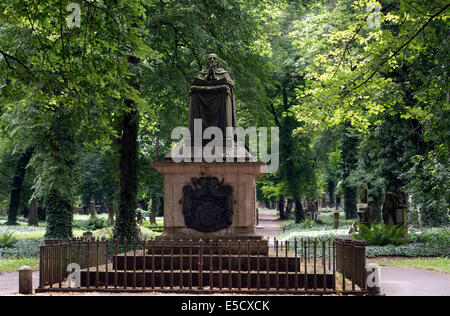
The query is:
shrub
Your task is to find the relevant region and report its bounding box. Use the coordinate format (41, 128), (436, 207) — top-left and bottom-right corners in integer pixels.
(0, 232), (17, 248)
(299, 219), (315, 229)
(353, 223), (408, 246)
(366, 244), (450, 258)
(409, 227), (450, 247)
(86, 216), (110, 231)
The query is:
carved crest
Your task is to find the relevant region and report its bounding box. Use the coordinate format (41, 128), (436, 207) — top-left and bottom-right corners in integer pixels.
(182, 177), (233, 233)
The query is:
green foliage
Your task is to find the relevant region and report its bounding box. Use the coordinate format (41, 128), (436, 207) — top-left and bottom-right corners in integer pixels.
(402, 149), (450, 227)
(299, 219), (315, 229)
(409, 227), (450, 249)
(0, 239), (41, 259)
(0, 258), (40, 271)
(86, 217), (110, 231)
(0, 0), (448, 237)
(376, 258), (450, 274)
(366, 243), (450, 258)
(43, 190), (73, 240)
(0, 232), (17, 248)
(353, 223), (408, 246)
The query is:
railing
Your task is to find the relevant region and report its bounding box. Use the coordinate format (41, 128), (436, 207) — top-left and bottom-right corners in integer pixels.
(37, 237), (367, 295)
(335, 238), (366, 291)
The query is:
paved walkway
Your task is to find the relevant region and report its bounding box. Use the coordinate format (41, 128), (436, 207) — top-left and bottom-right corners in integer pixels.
(256, 208), (282, 240)
(380, 266), (450, 296)
(0, 270), (40, 296)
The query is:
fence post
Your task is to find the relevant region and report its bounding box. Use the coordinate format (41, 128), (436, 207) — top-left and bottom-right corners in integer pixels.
(19, 266), (33, 295)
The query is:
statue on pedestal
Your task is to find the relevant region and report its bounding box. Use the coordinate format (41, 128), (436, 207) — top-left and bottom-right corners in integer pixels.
(189, 53), (237, 144)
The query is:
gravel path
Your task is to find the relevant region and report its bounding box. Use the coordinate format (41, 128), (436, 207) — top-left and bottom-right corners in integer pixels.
(256, 208), (282, 240)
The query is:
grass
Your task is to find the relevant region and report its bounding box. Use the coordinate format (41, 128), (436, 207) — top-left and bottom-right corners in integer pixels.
(376, 257), (450, 274)
(0, 258), (40, 271)
(0, 214), (163, 271)
(280, 211), (354, 241)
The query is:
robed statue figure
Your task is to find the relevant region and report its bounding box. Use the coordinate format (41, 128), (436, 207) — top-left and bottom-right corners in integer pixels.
(189, 54), (237, 145)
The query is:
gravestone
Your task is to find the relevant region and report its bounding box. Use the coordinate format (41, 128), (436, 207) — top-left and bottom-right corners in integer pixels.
(382, 192), (407, 229)
(357, 184), (371, 228)
(333, 211), (340, 229)
(28, 199), (39, 227)
(89, 200), (96, 217)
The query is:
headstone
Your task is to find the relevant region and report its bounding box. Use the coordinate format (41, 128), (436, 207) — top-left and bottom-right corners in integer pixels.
(335, 195), (341, 210)
(28, 199), (39, 227)
(382, 192), (407, 228)
(83, 232), (93, 238)
(89, 200), (96, 217)
(357, 184), (371, 228)
(333, 211), (340, 229)
(19, 266), (33, 295)
(360, 184), (368, 204)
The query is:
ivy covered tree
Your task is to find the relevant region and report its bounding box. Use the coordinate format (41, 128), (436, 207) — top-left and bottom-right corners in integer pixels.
(340, 128), (359, 219)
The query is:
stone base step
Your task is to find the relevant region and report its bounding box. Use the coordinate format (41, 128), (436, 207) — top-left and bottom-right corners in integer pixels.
(80, 270), (334, 290)
(114, 254), (320, 272)
(146, 239), (269, 255)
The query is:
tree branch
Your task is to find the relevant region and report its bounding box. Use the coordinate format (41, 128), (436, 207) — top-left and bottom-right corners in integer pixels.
(269, 103), (281, 127)
(344, 3), (450, 95)
(332, 24), (364, 79)
(0, 50), (30, 72)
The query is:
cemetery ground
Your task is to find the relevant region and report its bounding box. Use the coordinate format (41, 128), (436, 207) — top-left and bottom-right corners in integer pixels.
(0, 214), (163, 272)
(0, 209), (449, 295)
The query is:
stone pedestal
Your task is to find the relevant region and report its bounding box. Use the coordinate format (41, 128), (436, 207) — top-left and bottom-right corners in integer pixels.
(19, 266), (33, 295)
(151, 161), (265, 240)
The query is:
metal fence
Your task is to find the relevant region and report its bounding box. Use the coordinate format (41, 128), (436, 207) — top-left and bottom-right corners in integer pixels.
(36, 237), (367, 295)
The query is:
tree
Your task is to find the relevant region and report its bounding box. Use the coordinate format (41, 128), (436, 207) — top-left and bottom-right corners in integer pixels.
(340, 128), (359, 219)
(289, 0), (449, 226)
(0, 0), (150, 238)
(6, 146), (33, 225)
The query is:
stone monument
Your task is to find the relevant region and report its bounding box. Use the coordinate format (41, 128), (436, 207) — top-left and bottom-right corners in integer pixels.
(189, 53), (236, 144)
(382, 192), (407, 228)
(151, 54), (265, 241)
(357, 184), (371, 228)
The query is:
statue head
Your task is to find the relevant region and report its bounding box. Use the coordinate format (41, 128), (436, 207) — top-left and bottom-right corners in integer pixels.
(206, 53), (219, 69)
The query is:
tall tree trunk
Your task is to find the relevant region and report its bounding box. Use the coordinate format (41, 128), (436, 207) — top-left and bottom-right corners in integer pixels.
(45, 190), (73, 239)
(7, 146), (34, 225)
(294, 199), (305, 223)
(108, 204), (115, 223)
(328, 181), (335, 207)
(149, 135), (159, 225)
(286, 199), (294, 219)
(113, 179), (120, 219)
(114, 105), (140, 242)
(277, 198), (286, 220)
(150, 197), (157, 225)
(341, 127), (359, 219)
